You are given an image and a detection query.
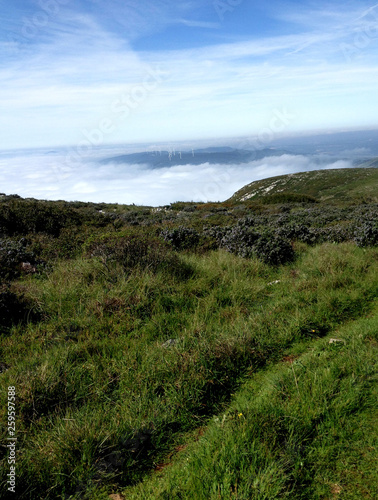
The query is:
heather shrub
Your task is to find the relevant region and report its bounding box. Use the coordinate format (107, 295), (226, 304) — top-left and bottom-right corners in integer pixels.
(236, 216), (256, 228)
(202, 226), (228, 244)
(182, 205), (197, 213)
(0, 238), (35, 280)
(0, 200), (82, 236)
(319, 224), (353, 244)
(220, 226), (260, 258)
(261, 192), (318, 204)
(160, 226), (200, 250)
(120, 209), (155, 227)
(253, 232), (295, 265)
(354, 221), (378, 247)
(276, 224), (317, 244)
(87, 232), (193, 278)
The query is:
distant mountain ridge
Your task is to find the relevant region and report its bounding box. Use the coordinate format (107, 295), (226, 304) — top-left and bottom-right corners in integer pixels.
(99, 147), (291, 168)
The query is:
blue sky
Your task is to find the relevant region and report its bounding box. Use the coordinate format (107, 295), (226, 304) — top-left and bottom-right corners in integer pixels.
(1, 0), (378, 149)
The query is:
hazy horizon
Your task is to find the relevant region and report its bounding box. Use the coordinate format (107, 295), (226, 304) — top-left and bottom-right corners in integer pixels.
(1, 130), (372, 205)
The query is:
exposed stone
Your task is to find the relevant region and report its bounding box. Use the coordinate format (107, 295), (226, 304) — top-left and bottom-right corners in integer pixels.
(0, 362), (10, 374)
(21, 262), (36, 273)
(162, 338), (179, 348)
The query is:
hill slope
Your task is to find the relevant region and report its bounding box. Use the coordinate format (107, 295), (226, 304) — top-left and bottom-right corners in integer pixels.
(229, 167), (378, 204)
(1, 168), (378, 499)
(358, 157), (378, 168)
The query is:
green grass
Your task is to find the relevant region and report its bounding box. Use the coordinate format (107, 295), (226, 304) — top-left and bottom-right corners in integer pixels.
(1, 171), (378, 498)
(123, 302), (378, 499)
(0, 242), (377, 498)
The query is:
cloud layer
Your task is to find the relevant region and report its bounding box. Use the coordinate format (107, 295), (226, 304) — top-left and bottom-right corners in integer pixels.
(0, 148), (353, 206)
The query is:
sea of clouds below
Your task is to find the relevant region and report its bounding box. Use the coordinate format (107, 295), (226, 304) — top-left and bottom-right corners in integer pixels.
(0, 148), (354, 206)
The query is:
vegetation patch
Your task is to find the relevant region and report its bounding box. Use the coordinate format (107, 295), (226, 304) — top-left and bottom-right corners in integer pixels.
(0, 169), (377, 498)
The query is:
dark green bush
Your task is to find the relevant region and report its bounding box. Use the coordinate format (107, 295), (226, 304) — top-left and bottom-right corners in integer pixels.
(0, 200), (82, 236)
(0, 238), (35, 280)
(220, 226), (260, 258)
(276, 224), (319, 245)
(0, 198), (114, 237)
(253, 232), (295, 265)
(261, 193), (318, 204)
(319, 224), (353, 244)
(160, 226), (200, 250)
(0, 284), (39, 333)
(87, 232), (193, 278)
(354, 221), (378, 247)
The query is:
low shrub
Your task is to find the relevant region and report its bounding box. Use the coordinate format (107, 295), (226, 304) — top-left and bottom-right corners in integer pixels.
(0, 200), (82, 236)
(276, 224), (317, 244)
(86, 232), (193, 278)
(261, 192), (318, 204)
(220, 226), (260, 258)
(319, 224), (354, 244)
(0, 238), (35, 280)
(0, 285), (39, 333)
(160, 226), (200, 250)
(354, 221), (378, 247)
(253, 232), (295, 265)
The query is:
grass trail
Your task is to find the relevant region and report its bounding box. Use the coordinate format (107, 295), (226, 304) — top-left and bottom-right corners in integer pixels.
(0, 243), (377, 498)
(122, 302), (378, 499)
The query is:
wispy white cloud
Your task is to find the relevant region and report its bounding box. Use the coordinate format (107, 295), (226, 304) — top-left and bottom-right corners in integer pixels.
(268, 1), (376, 29)
(1, 1), (378, 149)
(177, 18), (221, 29)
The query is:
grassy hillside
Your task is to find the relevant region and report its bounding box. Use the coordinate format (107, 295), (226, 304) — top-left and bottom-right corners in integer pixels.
(0, 170), (377, 499)
(229, 167), (378, 204)
(124, 299), (378, 499)
(358, 157), (378, 168)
